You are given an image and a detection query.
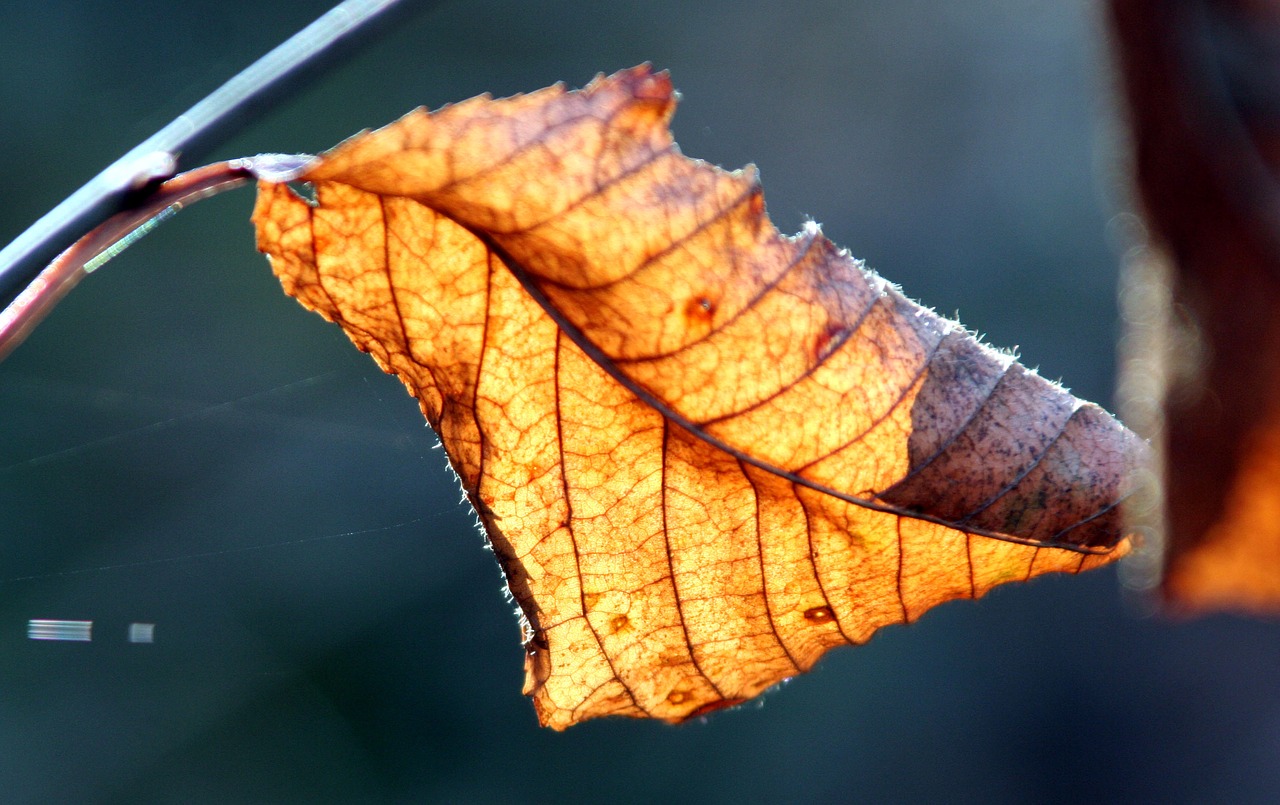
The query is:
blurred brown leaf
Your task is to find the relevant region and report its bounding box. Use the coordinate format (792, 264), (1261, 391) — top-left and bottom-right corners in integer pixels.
(254, 66), (1142, 728)
(1111, 0), (1280, 612)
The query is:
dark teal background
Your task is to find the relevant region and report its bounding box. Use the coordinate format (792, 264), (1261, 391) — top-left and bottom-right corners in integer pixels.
(2, 1), (1278, 802)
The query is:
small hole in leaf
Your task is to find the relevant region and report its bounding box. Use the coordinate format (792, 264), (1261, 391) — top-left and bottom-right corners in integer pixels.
(287, 181), (318, 206)
(685, 294), (716, 323)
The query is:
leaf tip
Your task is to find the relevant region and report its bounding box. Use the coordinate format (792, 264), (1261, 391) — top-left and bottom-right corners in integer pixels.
(597, 63), (677, 114)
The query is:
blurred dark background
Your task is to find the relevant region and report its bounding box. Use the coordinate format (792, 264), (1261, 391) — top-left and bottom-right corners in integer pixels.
(1, 1), (1277, 802)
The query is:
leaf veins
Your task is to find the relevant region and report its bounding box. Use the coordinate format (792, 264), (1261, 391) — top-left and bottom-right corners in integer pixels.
(253, 66), (1144, 729)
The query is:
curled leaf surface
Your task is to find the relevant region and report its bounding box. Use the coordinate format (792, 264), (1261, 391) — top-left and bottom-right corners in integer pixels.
(254, 66), (1142, 729)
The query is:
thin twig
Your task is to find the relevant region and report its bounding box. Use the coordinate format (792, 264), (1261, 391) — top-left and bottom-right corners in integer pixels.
(0, 0), (426, 322)
(0, 156), (313, 362)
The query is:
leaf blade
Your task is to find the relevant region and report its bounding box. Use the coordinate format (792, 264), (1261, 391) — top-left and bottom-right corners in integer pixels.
(254, 65), (1142, 728)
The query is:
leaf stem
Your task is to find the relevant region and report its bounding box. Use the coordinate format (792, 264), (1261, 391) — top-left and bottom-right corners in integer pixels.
(0, 156), (312, 362)
(0, 0), (429, 352)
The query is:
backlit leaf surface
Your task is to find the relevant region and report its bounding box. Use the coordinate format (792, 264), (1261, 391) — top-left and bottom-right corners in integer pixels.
(253, 66), (1142, 729)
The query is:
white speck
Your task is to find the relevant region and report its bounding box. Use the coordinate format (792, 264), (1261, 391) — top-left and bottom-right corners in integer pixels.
(28, 619), (92, 642)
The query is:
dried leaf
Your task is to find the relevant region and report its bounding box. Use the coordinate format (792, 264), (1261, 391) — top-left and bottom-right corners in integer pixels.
(253, 66), (1143, 728)
(1110, 0), (1280, 612)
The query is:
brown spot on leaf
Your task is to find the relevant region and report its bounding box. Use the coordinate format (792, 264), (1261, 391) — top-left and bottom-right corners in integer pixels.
(803, 606), (835, 624)
(812, 322), (851, 364)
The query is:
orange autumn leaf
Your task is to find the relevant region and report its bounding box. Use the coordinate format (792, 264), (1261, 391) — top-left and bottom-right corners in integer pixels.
(1110, 0), (1280, 613)
(252, 65), (1144, 729)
